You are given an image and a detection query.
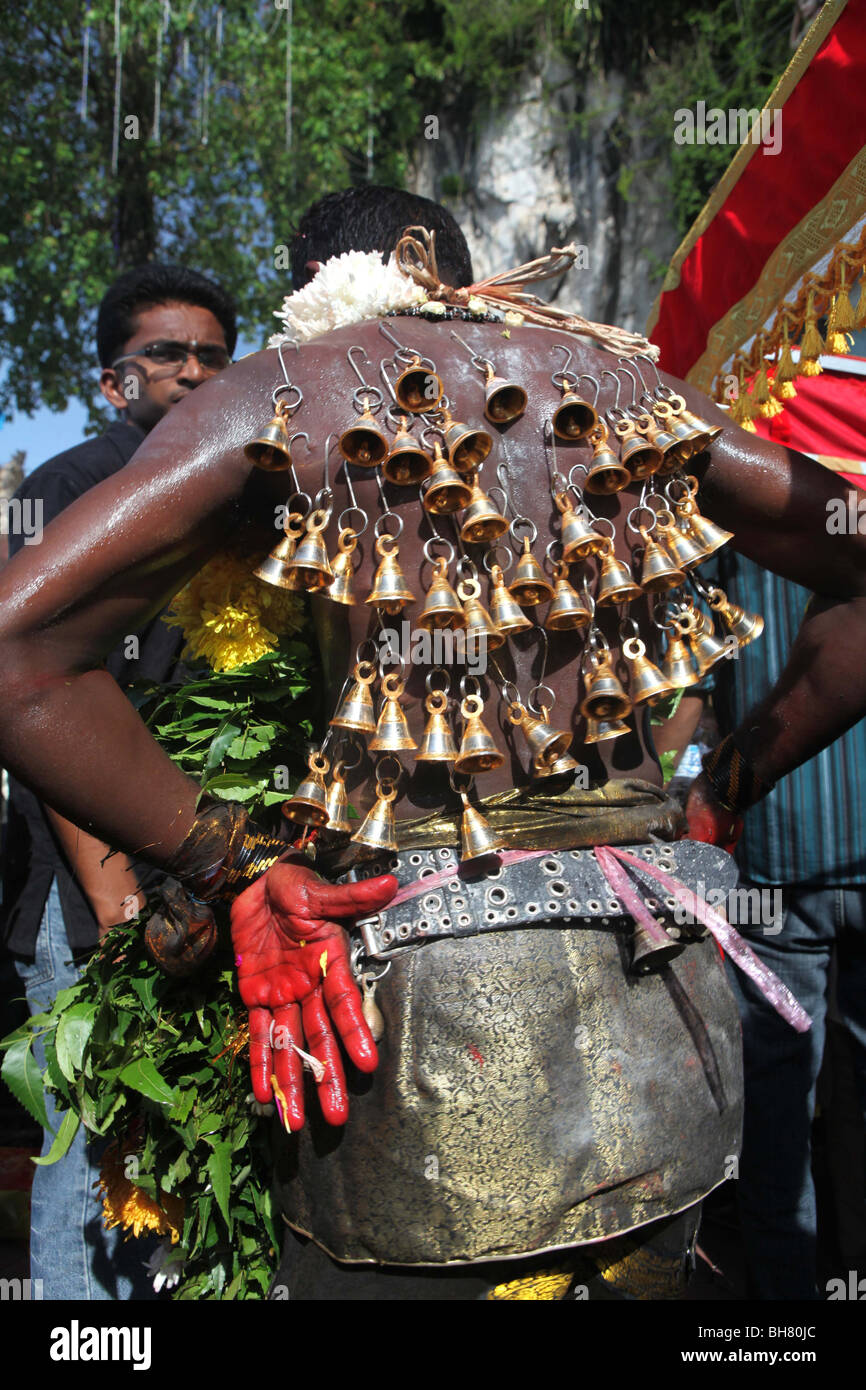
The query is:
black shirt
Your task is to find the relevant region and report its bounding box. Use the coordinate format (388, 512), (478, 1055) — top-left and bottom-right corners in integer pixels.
(1, 419), (188, 954)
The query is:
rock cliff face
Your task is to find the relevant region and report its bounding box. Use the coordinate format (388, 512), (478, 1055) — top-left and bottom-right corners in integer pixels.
(411, 51), (679, 335)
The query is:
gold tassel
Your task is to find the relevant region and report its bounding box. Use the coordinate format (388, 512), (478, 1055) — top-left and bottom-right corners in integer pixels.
(798, 292), (824, 376)
(730, 367), (757, 433)
(773, 331), (797, 400)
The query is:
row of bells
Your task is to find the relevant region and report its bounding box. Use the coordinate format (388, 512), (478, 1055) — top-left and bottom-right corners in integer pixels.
(253, 490), (735, 623)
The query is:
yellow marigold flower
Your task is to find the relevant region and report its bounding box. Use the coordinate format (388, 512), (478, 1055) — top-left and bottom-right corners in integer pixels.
(164, 551), (305, 672)
(97, 1144), (184, 1244)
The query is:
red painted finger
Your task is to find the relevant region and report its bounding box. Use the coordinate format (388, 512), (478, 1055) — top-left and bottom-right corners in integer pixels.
(301, 990), (349, 1126)
(266, 864), (398, 923)
(323, 954), (378, 1073)
(272, 1003), (305, 1132)
(248, 1007), (274, 1104)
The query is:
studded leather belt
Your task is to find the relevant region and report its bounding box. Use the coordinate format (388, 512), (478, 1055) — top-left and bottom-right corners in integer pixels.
(346, 838), (739, 961)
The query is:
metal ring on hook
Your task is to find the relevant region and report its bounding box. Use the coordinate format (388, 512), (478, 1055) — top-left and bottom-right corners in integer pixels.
(286, 489), (312, 517)
(425, 666), (451, 695)
(337, 505), (368, 537)
(272, 381), (303, 413)
(625, 503), (658, 537)
(484, 543), (514, 575)
(352, 384), (384, 413)
(567, 461), (589, 489)
(618, 615), (640, 642)
(459, 673), (482, 701)
(590, 515), (616, 541)
(422, 534), (454, 565)
(374, 510), (404, 541)
(378, 643), (407, 680)
(545, 537), (565, 565)
(420, 423), (444, 450)
(334, 737), (364, 774)
(528, 683), (556, 717)
(356, 635), (380, 664)
(456, 553), (478, 582)
(664, 476), (693, 504)
(509, 516), (537, 546)
(651, 601), (681, 633)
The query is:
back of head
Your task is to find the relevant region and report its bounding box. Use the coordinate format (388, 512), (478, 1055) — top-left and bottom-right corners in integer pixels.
(290, 186), (473, 292)
(97, 263), (238, 366)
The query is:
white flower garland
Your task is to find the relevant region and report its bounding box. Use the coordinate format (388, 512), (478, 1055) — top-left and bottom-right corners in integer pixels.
(268, 250), (427, 346)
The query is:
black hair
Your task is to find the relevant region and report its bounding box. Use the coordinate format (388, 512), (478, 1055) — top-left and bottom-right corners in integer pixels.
(96, 263), (238, 366)
(290, 185), (473, 291)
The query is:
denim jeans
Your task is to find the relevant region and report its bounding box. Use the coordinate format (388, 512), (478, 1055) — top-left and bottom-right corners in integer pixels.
(724, 880), (866, 1300)
(14, 880), (157, 1300)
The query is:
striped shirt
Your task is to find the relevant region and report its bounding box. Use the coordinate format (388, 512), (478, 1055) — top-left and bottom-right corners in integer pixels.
(711, 551), (866, 886)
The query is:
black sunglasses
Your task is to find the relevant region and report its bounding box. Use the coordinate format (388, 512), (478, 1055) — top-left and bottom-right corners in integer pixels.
(111, 339), (232, 373)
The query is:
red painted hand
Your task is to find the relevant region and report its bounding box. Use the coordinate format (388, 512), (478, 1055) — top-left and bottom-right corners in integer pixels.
(682, 772), (744, 854)
(230, 861), (397, 1129)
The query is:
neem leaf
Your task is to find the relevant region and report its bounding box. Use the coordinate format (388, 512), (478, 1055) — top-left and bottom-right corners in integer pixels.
(55, 1001), (96, 1082)
(32, 1109), (80, 1166)
(2, 1037), (50, 1130)
(119, 1057), (177, 1106)
(207, 1139), (233, 1233)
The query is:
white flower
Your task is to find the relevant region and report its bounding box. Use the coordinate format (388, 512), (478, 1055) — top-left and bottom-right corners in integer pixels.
(419, 299), (446, 316)
(269, 250), (426, 346)
(246, 1091), (275, 1117)
(145, 1239), (185, 1294)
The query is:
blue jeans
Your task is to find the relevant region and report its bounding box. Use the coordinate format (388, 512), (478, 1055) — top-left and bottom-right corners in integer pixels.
(724, 881), (866, 1300)
(14, 880), (157, 1300)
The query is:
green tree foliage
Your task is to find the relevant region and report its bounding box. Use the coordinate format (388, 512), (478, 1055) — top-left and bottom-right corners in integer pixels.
(0, 0), (797, 420)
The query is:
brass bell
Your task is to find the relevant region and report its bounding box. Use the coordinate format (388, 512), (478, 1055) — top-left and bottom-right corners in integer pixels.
(637, 528), (685, 593)
(339, 399), (389, 468)
(488, 564), (532, 635)
(553, 383), (598, 441)
(459, 482), (509, 545)
(595, 539), (642, 607)
(509, 538), (554, 606)
(674, 486), (734, 558)
(454, 694), (504, 775)
(622, 636), (676, 705)
(687, 621), (730, 677)
(656, 513), (705, 572)
(322, 761), (354, 836)
(483, 368), (527, 425)
(678, 406), (720, 453)
(423, 443), (475, 514)
(416, 689), (458, 763)
(442, 411), (493, 473)
(281, 752), (330, 828)
(457, 578), (505, 652)
(584, 715), (630, 743)
(645, 420), (681, 474)
(618, 426), (662, 480)
(351, 773), (399, 853)
(459, 792), (508, 861)
(370, 673), (418, 752)
(584, 424), (631, 494)
(393, 356), (442, 413)
(545, 563), (591, 631)
(327, 529), (358, 605)
(658, 625), (699, 689)
(535, 749), (582, 778)
(580, 652), (632, 720)
(285, 510), (334, 592)
(418, 557), (467, 631)
(709, 589), (764, 647)
(365, 535), (416, 614)
(556, 492), (605, 561)
(244, 407), (292, 471)
(330, 661), (377, 734)
(631, 918), (684, 974)
(507, 702), (573, 773)
(252, 514), (306, 589)
(383, 417), (433, 486)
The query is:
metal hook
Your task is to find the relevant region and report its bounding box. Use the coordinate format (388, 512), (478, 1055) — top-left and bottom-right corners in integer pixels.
(600, 369), (622, 410)
(347, 345), (371, 388)
(286, 430), (311, 495)
(449, 329), (493, 375)
(616, 364), (639, 408)
(633, 352), (663, 391)
(551, 343), (575, 387)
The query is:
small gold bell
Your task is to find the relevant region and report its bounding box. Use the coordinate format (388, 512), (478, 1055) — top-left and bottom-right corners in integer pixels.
(509, 537), (555, 606)
(244, 406), (292, 471)
(383, 417), (433, 486)
(622, 636), (676, 705)
(631, 918), (684, 973)
(534, 749), (582, 777)
(687, 621), (730, 677)
(483, 368), (527, 425)
(675, 487), (734, 558)
(459, 792), (508, 861)
(369, 673), (418, 752)
(459, 481), (509, 545)
(394, 356), (442, 413)
(618, 426), (662, 480)
(339, 399), (389, 468)
(507, 702), (573, 773)
(457, 577), (505, 652)
(454, 694), (504, 775)
(659, 626), (699, 689)
(580, 652), (632, 720)
(637, 528), (686, 593)
(327, 529), (358, 605)
(595, 538), (642, 607)
(361, 975), (386, 1042)
(252, 513), (306, 589)
(330, 661), (378, 733)
(365, 535), (416, 614)
(442, 410), (493, 473)
(545, 562), (591, 631)
(285, 510), (334, 592)
(351, 773), (399, 853)
(584, 423), (631, 494)
(709, 588), (764, 647)
(553, 383), (598, 440)
(322, 760), (354, 836)
(584, 715), (630, 743)
(423, 442), (475, 514)
(416, 689), (458, 763)
(656, 512), (705, 572)
(418, 557), (467, 631)
(281, 751), (331, 828)
(488, 564), (533, 635)
(557, 494), (605, 561)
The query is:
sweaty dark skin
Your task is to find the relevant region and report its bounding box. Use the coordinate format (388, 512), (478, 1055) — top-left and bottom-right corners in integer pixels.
(0, 316), (865, 864)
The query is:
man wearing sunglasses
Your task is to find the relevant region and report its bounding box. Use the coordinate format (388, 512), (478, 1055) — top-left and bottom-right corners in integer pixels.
(1, 262), (235, 1299)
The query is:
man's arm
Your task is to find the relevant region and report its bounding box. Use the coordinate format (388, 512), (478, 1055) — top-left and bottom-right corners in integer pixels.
(44, 808), (144, 937)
